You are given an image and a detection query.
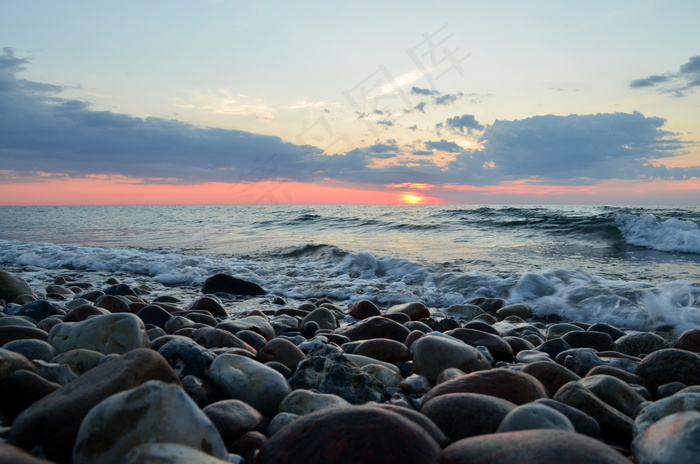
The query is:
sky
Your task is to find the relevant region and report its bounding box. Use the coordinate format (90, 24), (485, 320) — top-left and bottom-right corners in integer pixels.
(1, 0), (699, 205)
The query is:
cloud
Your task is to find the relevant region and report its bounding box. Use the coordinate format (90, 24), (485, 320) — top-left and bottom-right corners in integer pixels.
(441, 114), (484, 134)
(409, 86), (465, 109)
(377, 119), (394, 126)
(411, 86), (439, 96)
(425, 140), (464, 153)
(630, 55), (700, 95)
(434, 93), (463, 105)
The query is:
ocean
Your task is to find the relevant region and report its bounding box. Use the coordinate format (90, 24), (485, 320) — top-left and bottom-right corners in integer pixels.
(1, 205), (699, 334)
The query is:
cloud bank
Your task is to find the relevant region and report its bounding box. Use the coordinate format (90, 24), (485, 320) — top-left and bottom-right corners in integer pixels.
(1, 48), (698, 193)
(631, 55), (700, 96)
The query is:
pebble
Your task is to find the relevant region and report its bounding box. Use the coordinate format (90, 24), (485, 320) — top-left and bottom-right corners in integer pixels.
(48, 313), (151, 355)
(278, 388), (351, 415)
(674, 327), (700, 352)
(636, 348), (700, 393)
(632, 411), (700, 464)
(347, 299), (382, 320)
(520, 360), (581, 396)
(338, 315), (410, 342)
(613, 332), (668, 357)
(122, 443), (234, 464)
(447, 327), (515, 363)
(411, 333), (492, 384)
(386, 301), (430, 320)
(256, 337), (306, 371)
(2, 338), (56, 362)
(496, 402), (575, 432)
(633, 392), (700, 436)
(202, 399), (265, 447)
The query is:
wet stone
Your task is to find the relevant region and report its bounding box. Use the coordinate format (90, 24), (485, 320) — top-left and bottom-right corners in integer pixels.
(613, 332), (668, 357)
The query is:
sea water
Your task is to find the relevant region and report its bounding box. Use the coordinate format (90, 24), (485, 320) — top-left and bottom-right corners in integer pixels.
(1, 205), (699, 333)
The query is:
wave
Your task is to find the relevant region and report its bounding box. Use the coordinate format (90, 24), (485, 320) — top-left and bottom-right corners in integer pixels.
(615, 213), (700, 254)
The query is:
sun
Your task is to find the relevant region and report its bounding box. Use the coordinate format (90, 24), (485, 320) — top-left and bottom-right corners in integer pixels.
(401, 194), (423, 204)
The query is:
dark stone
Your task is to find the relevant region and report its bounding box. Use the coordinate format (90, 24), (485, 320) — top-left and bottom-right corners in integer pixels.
(588, 323), (626, 341)
(0, 443), (56, 464)
(613, 332), (668, 357)
(104, 283), (139, 296)
(8, 348), (180, 463)
(352, 338), (411, 364)
(136, 304), (173, 330)
(442, 429), (630, 464)
(228, 431), (267, 461)
(12, 300), (65, 322)
(203, 399), (265, 446)
(423, 368), (548, 406)
(157, 338), (217, 379)
(637, 348), (700, 393)
(562, 330), (612, 351)
(202, 273), (266, 296)
(386, 302), (430, 321)
(257, 337), (306, 371)
(0, 326), (49, 345)
(216, 316), (275, 341)
(63, 304), (110, 322)
(383, 312), (410, 324)
(235, 330), (268, 351)
(521, 360), (581, 397)
(191, 327), (257, 353)
(535, 398), (602, 438)
(347, 299), (381, 320)
(187, 296), (228, 318)
(467, 297), (505, 314)
(94, 294), (131, 313)
(585, 365), (648, 388)
(337, 316), (410, 343)
(463, 320), (500, 336)
(288, 354), (388, 404)
(675, 328), (700, 353)
(447, 328), (514, 363)
(181, 375), (225, 408)
(257, 406), (441, 464)
(536, 338), (573, 358)
(503, 336), (536, 354)
(501, 325), (545, 346)
(421, 392), (515, 441)
(0, 369), (61, 421)
(2, 339), (56, 362)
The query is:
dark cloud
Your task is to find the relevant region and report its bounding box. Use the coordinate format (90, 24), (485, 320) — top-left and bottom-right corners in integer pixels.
(425, 140), (464, 153)
(434, 93), (463, 105)
(413, 101), (426, 113)
(377, 120), (394, 126)
(411, 86), (439, 96)
(441, 114), (484, 134)
(630, 55), (700, 95)
(411, 150), (434, 156)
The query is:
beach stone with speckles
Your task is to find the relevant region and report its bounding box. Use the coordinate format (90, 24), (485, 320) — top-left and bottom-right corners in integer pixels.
(48, 313), (150, 355)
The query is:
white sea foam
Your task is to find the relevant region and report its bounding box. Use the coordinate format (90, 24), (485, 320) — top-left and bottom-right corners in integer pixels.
(616, 213), (700, 253)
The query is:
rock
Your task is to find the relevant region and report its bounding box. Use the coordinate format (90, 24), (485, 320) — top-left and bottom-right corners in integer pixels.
(266, 412), (300, 437)
(424, 368), (548, 406)
(10, 300), (65, 322)
(446, 304), (484, 319)
(301, 307), (338, 330)
(411, 333), (492, 384)
(73, 381), (227, 464)
(51, 349), (104, 374)
(181, 375), (225, 408)
(421, 392), (515, 441)
(496, 402), (575, 432)
(386, 302), (430, 321)
(613, 332), (668, 357)
(562, 330), (612, 351)
(64, 304), (110, 322)
(468, 297), (504, 314)
(136, 304), (172, 330)
(158, 337), (216, 379)
(588, 323), (626, 341)
(104, 283), (138, 297)
(0, 443), (56, 464)
(563, 348), (640, 377)
(546, 323), (584, 340)
(164, 315), (195, 333)
(122, 443), (233, 464)
(579, 374), (647, 417)
(0, 271), (34, 301)
(256, 337), (305, 371)
(636, 348), (700, 393)
(553, 381), (634, 447)
(495, 303), (532, 319)
(94, 294), (131, 313)
(521, 360), (581, 397)
(0, 369), (61, 421)
(0, 326), (49, 345)
(633, 392), (700, 436)
(352, 338), (411, 364)
(442, 429), (630, 464)
(0, 316), (36, 328)
(297, 335), (343, 357)
(202, 273), (266, 296)
(228, 430), (266, 461)
(217, 316), (275, 341)
(501, 324), (544, 346)
(203, 399), (265, 446)
(9, 348), (180, 463)
(289, 353), (388, 404)
(632, 411), (700, 464)
(235, 330), (268, 351)
(32, 359), (79, 385)
(48, 313), (150, 355)
(674, 328), (700, 353)
(2, 339), (56, 362)
(447, 328), (514, 363)
(191, 327), (257, 353)
(338, 316), (410, 343)
(399, 373), (432, 394)
(535, 398), (602, 438)
(279, 389), (351, 415)
(361, 363), (403, 387)
(347, 299), (382, 320)
(209, 353), (291, 417)
(0, 347), (37, 379)
(257, 406), (441, 464)
(464, 320), (500, 335)
(586, 364), (648, 388)
(187, 295), (228, 318)
(516, 349), (553, 363)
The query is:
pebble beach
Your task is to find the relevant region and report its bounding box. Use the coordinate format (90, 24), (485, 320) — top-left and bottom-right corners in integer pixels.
(2, 268), (700, 464)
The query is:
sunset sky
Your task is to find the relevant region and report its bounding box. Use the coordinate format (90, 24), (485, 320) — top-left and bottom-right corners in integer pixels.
(1, 1), (699, 205)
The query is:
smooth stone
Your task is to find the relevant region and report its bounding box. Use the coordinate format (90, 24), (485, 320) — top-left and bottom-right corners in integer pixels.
(73, 380), (227, 464)
(521, 360), (581, 397)
(468, 297), (505, 314)
(301, 307), (338, 330)
(0, 326), (49, 345)
(0, 316), (36, 328)
(164, 315), (194, 334)
(186, 295), (228, 318)
(436, 367), (467, 384)
(0, 369), (61, 421)
(399, 373), (432, 394)
(447, 328), (514, 363)
(0, 443), (56, 464)
(636, 348), (700, 392)
(504, 336), (536, 353)
(562, 330), (612, 351)
(216, 316), (275, 341)
(634, 392), (700, 436)
(553, 380), (634, 447)
(272, 314), (301, 335)
(588, 322), (626, 341)
(361, 363), (403, 387)
(370, 403), (449, 447)
(51, 349), (105, 374)
(563, 348), (640, 376)
(94, 294), (131, 313)
(404, 320), (433, 333)
(535, 398), (602, 438)
(228, 431), (265, 461)
(279, 389), (351, 415)
(182, 311), (218, 326)
(464, 320), (500, 336)
(288, 353), (388, 404)
(495, 303), (532, 319)
(352, 338), (411, 364)
(181, 375), (225, 408)
(35, 318), (61, 334)
(404, 329), (425, 348)
(297, 335), (342, 356)
(122, 443), (233, 464)
(614, 332), (668, 357)
(48, 313), (150, 355)
(579, 374), (647, 417)
(63, 304), (110, 322)
(157, 337), (216, 379)
(265, 412), (300, 437)
(500, 324), (545, 346)
(8, 349), (180, 463)
(0, 347), (38, 377)
(516, 349), (553, 364)
(674, 328), (700, 352)
(2, 339), (56, 362)
(656, 381), (686, 398)
(442, 429), (630, 464)
(411, 333), (491, 384)
(421, 392), (516, 441)
(338, 316), (410, 343)
(202, 273), (266, 296)
(104, 283), (138, 297)
(256, 337), (306, 371)
(136, 304), (172, 330)
(446, 304), (484, 319)
(586, 364), (648, 388)
(347, 299), (382, 320)
(424, 368), (549, 406)
(191, 327), (256, 353)
(0, 271), (34, 302)
(203, 399), (265, 447)
(32, 359), (79, 385)
(209, 353), (291, 417)
(496, 402), (575, 432)
(546, 323), (584, 340)
(235, 329), (268, 351)
(257, 406), (441, 464)
(386, 301), (430, 321)
(632, 411), (700, 464)
(45, 284), (74, 297)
